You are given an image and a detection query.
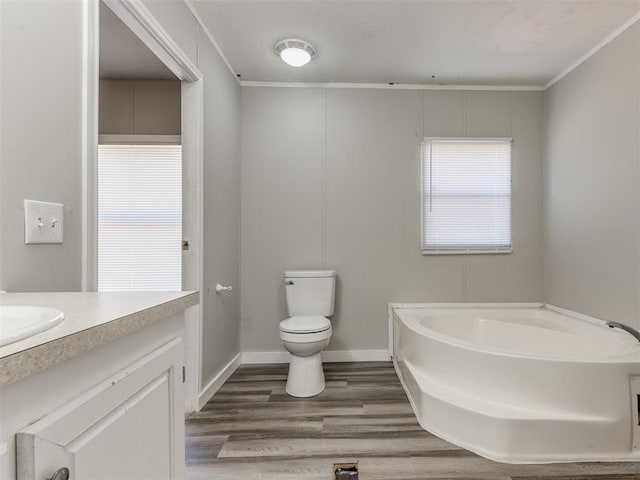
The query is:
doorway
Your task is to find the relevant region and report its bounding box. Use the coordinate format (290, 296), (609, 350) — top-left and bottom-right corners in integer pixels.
(83, 0), (204, 410)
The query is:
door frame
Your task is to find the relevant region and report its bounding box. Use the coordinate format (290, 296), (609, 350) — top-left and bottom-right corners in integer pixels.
(82, 0), (203, 411)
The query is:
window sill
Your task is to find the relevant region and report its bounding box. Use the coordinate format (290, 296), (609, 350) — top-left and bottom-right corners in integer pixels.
(422, 248), (513, 256)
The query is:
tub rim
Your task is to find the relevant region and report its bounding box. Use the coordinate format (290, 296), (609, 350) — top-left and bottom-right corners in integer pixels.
(388, 302), (640, 363)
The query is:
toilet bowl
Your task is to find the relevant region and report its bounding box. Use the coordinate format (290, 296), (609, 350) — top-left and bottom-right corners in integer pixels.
(279, 316), (332, 397)
(281, 270), (336, 397)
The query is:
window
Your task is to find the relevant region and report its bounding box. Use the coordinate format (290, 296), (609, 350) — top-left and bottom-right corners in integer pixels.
(98, 142), (182, 291)
(421, 138), (512, 254)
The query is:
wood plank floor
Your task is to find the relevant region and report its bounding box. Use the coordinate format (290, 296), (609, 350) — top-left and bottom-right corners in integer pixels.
(185, 362), (640, 480)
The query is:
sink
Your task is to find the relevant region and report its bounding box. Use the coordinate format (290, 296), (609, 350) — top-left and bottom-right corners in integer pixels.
(0, 306), (64, 347)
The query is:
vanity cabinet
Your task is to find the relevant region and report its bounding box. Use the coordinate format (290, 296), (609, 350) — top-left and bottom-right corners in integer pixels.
(17, 337), (183, 480)
(0, 293), (197, 480)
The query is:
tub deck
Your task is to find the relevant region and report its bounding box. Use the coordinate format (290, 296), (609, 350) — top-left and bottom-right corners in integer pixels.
(391, 303), (640, 464)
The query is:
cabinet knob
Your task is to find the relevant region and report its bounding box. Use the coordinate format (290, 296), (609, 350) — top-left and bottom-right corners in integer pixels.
(48, 467), (70, 480)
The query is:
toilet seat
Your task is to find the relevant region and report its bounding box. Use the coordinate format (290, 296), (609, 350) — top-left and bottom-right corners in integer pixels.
(280, 316), (330, 334)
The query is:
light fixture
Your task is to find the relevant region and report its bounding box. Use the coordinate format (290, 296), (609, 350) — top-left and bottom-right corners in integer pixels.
(275, 39), (316, 67)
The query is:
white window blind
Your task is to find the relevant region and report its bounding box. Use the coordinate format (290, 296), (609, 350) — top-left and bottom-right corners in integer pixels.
(422, 138), (512, 254)
(98, 144), (182, 291)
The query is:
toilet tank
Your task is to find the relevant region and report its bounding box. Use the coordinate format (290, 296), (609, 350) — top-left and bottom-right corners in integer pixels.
(285, 270), (336, 317)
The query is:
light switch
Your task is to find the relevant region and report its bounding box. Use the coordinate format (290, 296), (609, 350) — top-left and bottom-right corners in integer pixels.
(24, 200), (64, 244)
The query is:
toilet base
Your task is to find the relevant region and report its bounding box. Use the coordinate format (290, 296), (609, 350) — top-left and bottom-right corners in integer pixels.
(286, 352), (325, 397)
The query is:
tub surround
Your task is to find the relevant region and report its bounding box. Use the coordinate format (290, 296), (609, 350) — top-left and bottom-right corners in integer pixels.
(0, 291), (198, 386)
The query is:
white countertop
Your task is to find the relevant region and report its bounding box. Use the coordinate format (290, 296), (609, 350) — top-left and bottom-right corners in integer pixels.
(0, 291), (199, 386)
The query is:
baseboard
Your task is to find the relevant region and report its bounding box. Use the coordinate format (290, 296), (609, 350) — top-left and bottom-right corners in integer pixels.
(324, 349), (391, 362)
(241, 351), (290, 364)
(241, 349), (391, 364)
(196, 352), (241, 411)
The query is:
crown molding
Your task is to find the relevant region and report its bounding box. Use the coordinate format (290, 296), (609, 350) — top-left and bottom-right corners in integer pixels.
(183, 0), (240, 85)
(239, 81), (544, 91)
(545, 11), (640, 90)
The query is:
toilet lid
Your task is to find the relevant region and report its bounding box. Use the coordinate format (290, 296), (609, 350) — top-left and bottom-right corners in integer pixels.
(280, 316), (331, 334)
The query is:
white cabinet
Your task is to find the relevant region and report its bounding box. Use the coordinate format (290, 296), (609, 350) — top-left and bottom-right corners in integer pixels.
(0, 310), (189, 480)
(17, 337), (184, 480)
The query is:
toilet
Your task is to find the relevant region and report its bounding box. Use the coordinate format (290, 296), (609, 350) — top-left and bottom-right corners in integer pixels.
(279, 269), (336, 397)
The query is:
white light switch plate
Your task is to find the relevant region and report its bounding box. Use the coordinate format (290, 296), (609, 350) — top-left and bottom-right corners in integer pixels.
(24, 199), (64, 244)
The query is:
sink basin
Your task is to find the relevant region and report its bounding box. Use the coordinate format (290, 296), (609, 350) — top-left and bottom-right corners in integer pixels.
(0, 306), (65, 347)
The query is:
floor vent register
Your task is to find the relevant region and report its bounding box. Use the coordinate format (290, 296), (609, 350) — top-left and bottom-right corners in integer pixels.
(334, 463), (359, 479)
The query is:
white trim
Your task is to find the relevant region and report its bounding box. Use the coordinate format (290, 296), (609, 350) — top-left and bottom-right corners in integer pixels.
(180, 80), (204, 412)
(324, 350), (391, 362)
(102, 0), (202, 82)
(544, 12), (640, 90)
(387, 303), (395, 356)
(422, 248), (513, 255)
(424, 137), (513, 143)
(241, 350), (391, 364)
(98, 134), (181, 145)
(195, 353), (241, 411)
(240, 81), (544, 91)
(90, 0), (205, 414)
(183, 0), (240, 85)
(81, 0), (99, 292)
(241, 351), (290, 364)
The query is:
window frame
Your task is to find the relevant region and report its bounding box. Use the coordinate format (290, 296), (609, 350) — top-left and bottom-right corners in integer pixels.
(97, 135), (183, 292)
(420, 137), (513, 256)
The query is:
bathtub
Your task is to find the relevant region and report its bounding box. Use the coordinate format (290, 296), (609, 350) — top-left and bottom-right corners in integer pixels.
(390, 304), (640, 463)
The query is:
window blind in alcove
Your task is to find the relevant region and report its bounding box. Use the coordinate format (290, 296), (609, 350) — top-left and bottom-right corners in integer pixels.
(422, 138), (512, 254)
(98, 144), (182, 291)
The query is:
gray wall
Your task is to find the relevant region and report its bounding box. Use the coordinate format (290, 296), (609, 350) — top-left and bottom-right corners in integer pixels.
(544, 22), (640, 329)
(199, 27), (241, 385)
(1, 0), (240, 393)
(99, 80), (181, 135)
(0, 0), (84, 292)
(240, 88), (544, 353)
(141, 0), (241, 388)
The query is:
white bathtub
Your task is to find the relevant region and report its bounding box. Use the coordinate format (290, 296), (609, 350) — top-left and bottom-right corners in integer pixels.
(391, 304), (640, 463)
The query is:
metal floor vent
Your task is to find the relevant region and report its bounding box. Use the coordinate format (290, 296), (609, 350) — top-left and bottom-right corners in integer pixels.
(334, 463), (358, 479)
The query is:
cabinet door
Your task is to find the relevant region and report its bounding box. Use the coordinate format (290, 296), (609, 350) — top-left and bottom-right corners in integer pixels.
(17, 338), (184, 480)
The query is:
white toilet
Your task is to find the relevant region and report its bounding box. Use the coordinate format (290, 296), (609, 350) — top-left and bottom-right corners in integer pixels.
(279, 269), (336, 397)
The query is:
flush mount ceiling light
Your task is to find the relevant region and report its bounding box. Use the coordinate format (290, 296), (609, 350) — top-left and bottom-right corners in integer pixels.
(275, 39), (316, 67)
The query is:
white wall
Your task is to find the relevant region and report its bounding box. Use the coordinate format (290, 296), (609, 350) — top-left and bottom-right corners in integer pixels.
(544, 21), (640, 329)
(240, 87), (544, 354)
(0, 0), (84, 292)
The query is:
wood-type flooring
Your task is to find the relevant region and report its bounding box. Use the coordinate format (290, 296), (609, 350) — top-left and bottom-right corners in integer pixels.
(185, 362), (640, 480)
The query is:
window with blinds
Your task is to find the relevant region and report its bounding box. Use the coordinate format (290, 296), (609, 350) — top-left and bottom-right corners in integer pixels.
(421, 138), (512, 254)
(98, 143), (182, 291)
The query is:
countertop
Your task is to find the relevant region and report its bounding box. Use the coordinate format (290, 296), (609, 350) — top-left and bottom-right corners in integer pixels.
(0, 291), (199, 386)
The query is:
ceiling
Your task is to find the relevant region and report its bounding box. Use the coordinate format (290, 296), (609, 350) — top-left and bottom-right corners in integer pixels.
(190, 0), (640, 86)
(99, 1), (177, 80)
